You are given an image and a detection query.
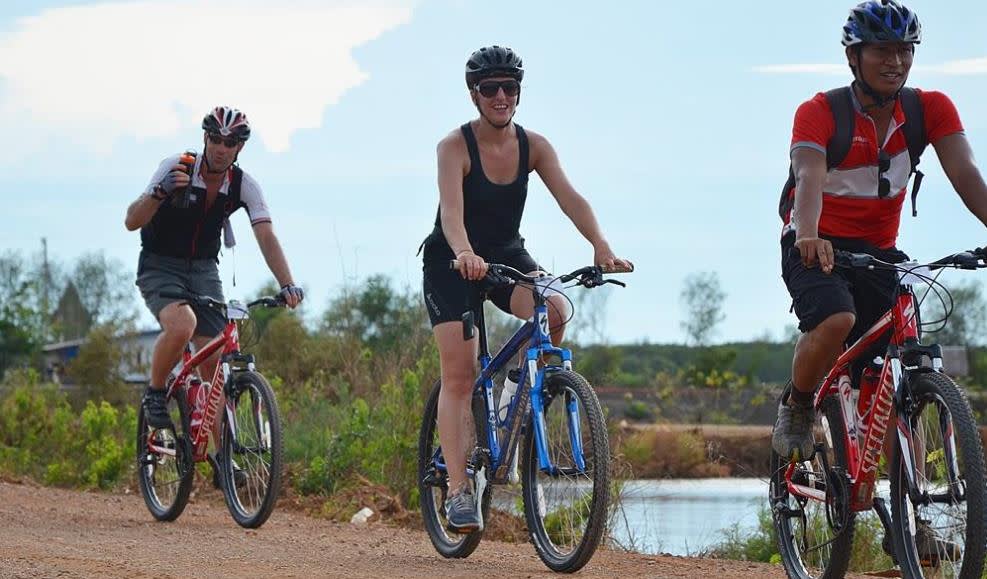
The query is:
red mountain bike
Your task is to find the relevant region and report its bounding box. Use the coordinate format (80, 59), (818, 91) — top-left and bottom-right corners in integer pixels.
(770, 247), (987, 579)
(137, 291), (284, 529)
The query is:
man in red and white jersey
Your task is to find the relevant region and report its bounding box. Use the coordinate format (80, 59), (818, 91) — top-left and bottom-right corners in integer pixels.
(773, 1), (987, 470)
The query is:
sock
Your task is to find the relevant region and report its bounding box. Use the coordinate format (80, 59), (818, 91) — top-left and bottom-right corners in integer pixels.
(789, 382), (814, 407)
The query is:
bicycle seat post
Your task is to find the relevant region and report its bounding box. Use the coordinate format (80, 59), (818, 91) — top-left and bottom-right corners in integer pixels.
(474, 295), (490, 361)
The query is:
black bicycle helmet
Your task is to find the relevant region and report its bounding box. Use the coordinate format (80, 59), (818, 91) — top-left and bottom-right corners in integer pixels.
(842, 0), (921, 47)
(465, 45), (524, 88)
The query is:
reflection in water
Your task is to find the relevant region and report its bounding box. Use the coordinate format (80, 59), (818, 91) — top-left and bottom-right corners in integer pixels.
(610, 478), (765, 556)
(492, 478), (767, 556)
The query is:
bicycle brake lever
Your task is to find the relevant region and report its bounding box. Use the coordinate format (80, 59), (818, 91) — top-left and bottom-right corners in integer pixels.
(603, 279), (626, 288)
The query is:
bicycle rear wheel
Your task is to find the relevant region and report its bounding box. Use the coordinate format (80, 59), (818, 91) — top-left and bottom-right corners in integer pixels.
(890, 371), (986, 578)
(220, 371), (283, 529)
(770, 394), (855, 579)
(137, 388), (194, 521)
(418, 379), (491, 559)
(521, 370), (609, 573)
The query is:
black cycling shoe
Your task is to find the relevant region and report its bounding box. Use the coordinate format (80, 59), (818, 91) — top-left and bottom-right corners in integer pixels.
(444, 484), (482, 534)
(142, 387), (173, 430)
(883, 520), (962, 563)
(207, 452), (247, 490)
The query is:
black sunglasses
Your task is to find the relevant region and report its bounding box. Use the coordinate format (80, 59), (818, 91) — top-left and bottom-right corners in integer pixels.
(878, 149), (891, 198)
(475, 80), (521, 98)
(207, 133), (241, 148)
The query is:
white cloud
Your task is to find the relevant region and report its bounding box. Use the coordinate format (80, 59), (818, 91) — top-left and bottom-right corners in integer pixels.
(753, 57), (987, 76)
(752, 64), (846, 75)
(0, 0), (415, 155)
(918, 57), (987, 75)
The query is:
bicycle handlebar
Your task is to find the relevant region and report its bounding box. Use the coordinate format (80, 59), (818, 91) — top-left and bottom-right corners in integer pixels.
(448, 260), (633, 289)
(787, 246), (987, 272)
(159, 290), (285, 310)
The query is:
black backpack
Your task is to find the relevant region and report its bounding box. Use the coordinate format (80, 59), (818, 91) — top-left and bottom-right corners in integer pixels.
(778, 86), (928, 221)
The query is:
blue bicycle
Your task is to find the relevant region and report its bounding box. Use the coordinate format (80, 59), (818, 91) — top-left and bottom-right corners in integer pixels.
(418, 261), (630, 573)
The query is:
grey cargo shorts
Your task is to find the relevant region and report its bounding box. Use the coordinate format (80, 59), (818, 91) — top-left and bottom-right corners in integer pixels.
(135, 251), (226, 337)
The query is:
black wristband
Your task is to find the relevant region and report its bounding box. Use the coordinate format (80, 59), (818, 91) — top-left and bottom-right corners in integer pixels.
(150, 184), (168, 201)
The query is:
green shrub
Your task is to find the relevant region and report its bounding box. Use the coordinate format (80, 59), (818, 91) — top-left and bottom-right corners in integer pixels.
(0, 369), (135, 489)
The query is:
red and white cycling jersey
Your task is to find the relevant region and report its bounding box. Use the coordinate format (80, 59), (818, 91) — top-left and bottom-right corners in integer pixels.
(782, 88), (964, 249)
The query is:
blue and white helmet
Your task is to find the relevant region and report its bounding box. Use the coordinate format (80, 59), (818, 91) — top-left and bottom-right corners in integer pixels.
(842, 0), (921, 47)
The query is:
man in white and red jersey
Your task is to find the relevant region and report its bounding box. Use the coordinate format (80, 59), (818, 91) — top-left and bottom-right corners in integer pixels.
(124, 106), (303, 465)
(773, 0), (987, 473)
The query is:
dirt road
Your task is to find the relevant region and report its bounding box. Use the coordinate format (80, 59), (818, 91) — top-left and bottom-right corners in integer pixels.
(0, 479), (863, 579)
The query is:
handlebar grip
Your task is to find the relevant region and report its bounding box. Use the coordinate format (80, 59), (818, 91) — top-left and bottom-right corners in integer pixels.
(602, 263), (634, 274)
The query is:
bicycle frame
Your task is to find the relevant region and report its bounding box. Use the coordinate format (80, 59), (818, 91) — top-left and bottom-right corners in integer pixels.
(148, 315), (246, 462)
(433, 292), (578, 485)
(785, 283), (960, 512)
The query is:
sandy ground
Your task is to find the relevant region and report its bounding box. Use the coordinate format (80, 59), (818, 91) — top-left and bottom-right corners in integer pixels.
(0, 478), (848, 579)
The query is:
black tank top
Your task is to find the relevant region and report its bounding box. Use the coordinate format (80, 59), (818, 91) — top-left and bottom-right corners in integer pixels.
(422, 123), (530, 262)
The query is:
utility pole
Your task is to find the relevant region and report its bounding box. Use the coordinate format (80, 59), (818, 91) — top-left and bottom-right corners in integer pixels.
(41, 237), (51, 341)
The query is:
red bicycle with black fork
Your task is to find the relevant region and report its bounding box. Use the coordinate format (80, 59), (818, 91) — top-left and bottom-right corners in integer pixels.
(137, 291), (285, 529)
(770, 248), (987, 579)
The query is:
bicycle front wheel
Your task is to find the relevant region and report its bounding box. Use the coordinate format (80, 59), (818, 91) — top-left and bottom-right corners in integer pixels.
(136, 389), (194, 521)
(220, 371), (283, 529)
(770, 394), (855, 579)
(417, 379), (490, 559)
(890, 371), (986, 578)
(521, 370), (609, 573)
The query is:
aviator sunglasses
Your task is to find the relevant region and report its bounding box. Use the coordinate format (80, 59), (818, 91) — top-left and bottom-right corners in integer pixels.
(207, 133), (241, 148)
(878, 149), (891, 198)
(475, 79), (521, 98)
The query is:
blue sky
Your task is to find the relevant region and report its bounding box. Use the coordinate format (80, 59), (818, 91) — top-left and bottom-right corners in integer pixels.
(2, 0), (986, 344)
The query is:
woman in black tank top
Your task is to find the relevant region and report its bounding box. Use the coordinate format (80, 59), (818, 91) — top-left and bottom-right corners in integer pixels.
(423, 46), (632, 531)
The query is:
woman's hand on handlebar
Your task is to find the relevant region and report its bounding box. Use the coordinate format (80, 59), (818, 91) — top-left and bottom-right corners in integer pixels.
(593, 242), (633, 273)
(455, 250), (488, 281)
(794, 236), (835, 274)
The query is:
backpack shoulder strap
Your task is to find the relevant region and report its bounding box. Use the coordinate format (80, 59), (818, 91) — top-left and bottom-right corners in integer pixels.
(228, 165), (244, 207)
(779, 88), (854, 221)
(823, 87), (855, 170)
(899, 87), (928, 172)
(899, 87), (929, 216)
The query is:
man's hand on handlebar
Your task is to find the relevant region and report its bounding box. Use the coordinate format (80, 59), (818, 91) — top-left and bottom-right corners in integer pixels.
(794, 236), (835, 274)
(278, 284), (304, 309)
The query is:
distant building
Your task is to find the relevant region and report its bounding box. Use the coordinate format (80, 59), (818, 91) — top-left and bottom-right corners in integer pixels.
(43, 328), (160, 384)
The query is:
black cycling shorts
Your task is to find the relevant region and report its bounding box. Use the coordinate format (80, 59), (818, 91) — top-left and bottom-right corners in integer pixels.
(422, 246), (540, 327)
(781, 233), (907, 345)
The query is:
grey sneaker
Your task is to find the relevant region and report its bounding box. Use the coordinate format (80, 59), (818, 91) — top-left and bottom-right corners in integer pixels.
(207, 452), (247, 490)
(772, 397), (815, 461)
(444, 484), (482, 534)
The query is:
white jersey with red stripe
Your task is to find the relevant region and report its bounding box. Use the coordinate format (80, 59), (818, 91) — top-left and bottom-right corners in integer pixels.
(781, 88), (964, 249)
(144, 154), (272, 226)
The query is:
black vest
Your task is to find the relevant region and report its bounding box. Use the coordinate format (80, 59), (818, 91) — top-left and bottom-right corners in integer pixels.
(141, 166), (244, 260)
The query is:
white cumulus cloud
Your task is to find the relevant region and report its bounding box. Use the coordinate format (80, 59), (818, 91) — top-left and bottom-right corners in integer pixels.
(753, 57), (987, 76)
(0, 0), (415, 155)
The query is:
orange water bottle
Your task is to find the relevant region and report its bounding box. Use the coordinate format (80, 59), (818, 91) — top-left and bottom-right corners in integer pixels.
(175, 151), (197, 208)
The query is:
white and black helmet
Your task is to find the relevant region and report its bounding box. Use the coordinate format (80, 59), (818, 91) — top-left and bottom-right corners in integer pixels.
(201, 106), (251, 141)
